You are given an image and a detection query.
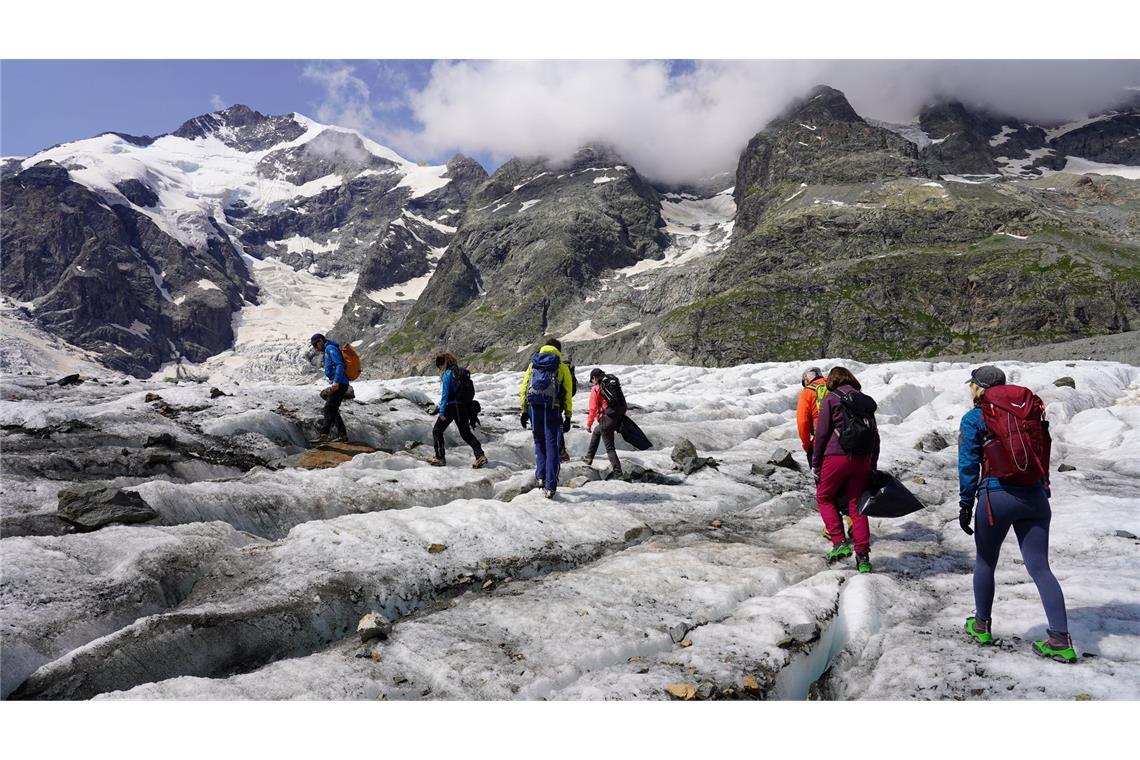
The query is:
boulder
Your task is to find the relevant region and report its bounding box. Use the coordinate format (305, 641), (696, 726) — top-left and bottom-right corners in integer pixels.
(285, 442), (378, 469)
(914, 431), (950, 453)
(1053, 377), (1076, 389)
(1058, 463), (1077, 472)
(209, 387), (228, 398)
(680, 456), (719, 475)
(57, 486), (158, 530)
(144, 392), (163, 403)
(751, 463), (777, 477)
(52, 374), (83, 387)
(768, 448), (800, 471)
(671, 439), (698, 467)
(357, 612), (392, 643)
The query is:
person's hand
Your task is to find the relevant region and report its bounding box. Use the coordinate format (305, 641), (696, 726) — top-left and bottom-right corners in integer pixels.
(520, 412), (529, 429)
(812, 468), (821, 485)
(438, 414), (447, 422)
(329, 383), (340, 392)
(958, 505), (974, 535)
(562, 414), (572, 433)
(586, 424), (592, 433)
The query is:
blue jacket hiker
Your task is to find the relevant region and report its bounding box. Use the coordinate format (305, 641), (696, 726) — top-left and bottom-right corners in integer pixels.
(430, 353), (486, 469)
(518, 338), (575, 499)
(309, 333), (349, 443)
(958, 365), (1075, 663)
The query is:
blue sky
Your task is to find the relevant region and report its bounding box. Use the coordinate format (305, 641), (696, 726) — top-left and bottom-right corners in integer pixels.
(0, 60), (436, 158)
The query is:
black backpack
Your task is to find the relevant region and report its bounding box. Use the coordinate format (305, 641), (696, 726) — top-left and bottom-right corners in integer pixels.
(600, 374), (627, 416)
(567, 361), (579, 396)
(834, 390), (877, 455)
(455, 368), (476, 404)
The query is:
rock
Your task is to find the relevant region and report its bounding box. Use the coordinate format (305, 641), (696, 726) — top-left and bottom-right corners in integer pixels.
(671, 439), (698, 467)
(751, 463), (776, 477)
(709, 519), (722, 529)
(286, 442), (378, 469)
(680, 455), (719, 475)
(209, 387), (228, 398)
(667, 623), (690, 643)
(563, 476), (590, 489)
(52, 374), (83, 387)
(1053, 377), (1076, 389)
(144, 392), (163, 403)
(1115, 530), (1138, 540)
(767, 448), (800, 471)
(679, 639), (693, 648)
(664, 683), (697, 701)
(356, 612), (392, 643)
(56, 486), (158, 530)
(145, 433), (178, 448)
(742, 675), (760, 692)
(481, 580), (494, 590)
(912, 476), (927, 485)
(1058, 463), (1077, 472)
(695, 682), (715, 700)
(404, 440), (421, 451)
(914, 431), (950, 452)
(427, 543), (448, 554)
(1074, 693), (1093, 701)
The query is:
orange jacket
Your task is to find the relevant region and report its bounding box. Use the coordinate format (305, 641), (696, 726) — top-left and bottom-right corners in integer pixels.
(797, 378), (828, 452)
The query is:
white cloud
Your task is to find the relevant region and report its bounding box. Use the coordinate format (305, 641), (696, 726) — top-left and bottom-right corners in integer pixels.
(210, 94), (227, 111)
(306, 60), (1140, 184)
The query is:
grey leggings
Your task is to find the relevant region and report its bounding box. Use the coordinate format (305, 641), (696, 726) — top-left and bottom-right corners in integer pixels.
(973, 484), (1068, 633)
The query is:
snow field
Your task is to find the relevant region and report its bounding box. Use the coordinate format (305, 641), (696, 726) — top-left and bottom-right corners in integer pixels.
(4, 358), (1139, 700)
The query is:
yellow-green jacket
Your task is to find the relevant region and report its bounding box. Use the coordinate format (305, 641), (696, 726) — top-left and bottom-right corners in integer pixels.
(518, 345), (574, 413)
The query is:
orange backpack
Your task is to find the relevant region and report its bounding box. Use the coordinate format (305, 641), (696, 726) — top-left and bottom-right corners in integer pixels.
(341, 343), (362, 381)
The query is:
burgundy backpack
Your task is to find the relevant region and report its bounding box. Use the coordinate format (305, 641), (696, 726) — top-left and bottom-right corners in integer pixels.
(979, 385), (1051, 486)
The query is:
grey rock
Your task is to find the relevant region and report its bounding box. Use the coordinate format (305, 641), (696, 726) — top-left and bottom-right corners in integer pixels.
(915, 431), (951, 452)
(667, 623), (690, 643)
(1053, 376), (1076, 389)
(1115, 530), (1138, 540)
(56, 486), (158, 530)
(681, 456), (719, 475)
(356, 612), (392, 643)
(751, 463), (777, 477)
(52, 374), (83, 387)
(1058, 463), (1077, 472)
(209, 387), (228, 398)
(671, 439), (698, 466)
(768, 447), (800, 471)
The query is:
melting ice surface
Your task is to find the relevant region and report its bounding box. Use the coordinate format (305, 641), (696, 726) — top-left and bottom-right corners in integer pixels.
(1, 359), (1138, 700)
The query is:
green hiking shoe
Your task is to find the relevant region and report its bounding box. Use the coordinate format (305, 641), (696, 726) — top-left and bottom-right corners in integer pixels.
(856, 553), (872, 574)
(965, 617), (994, 645)
(826, 541), (853, 562)
(1033, 634), (1077, 663)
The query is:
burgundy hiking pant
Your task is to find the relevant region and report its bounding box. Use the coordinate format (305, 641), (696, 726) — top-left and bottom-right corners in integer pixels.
(816, 454), (873, 554)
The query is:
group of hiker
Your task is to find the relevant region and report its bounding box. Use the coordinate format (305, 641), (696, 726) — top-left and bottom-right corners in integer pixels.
(310, 331), (1076, 664)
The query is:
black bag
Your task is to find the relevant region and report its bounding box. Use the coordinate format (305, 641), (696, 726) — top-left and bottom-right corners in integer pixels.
(600, 374), (627, 417)
(567, 360), (579, 396)
(617, 415), (652, 451)
(467, 399), (482, 428)
(455, 367), (476, 404)
(835, 390), (877, 455)
(857, 471), (924, 518)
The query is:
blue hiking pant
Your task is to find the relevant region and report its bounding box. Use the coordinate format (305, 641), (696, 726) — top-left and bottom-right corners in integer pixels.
(530, 404), (562, 491)
(973, 484), (1068, 633)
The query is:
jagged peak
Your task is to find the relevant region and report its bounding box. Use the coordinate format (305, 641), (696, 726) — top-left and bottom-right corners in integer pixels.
(776, 84), (864, 126)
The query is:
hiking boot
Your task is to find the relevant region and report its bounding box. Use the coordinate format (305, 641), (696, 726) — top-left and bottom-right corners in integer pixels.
(543, 488), (556, 499)
(826, 541), (853, 562)
(582, 455), (594, 466)
(856, 552), (872, 574)
(310, 433), (330, 445)
(472, 455), (488, 469)
(965, 617), (994, 645)
(428, 457), (446, 467)
(1033, 631), (1077, 663)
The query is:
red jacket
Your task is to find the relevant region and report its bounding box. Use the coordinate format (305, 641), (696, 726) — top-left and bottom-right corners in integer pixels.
(587, 385), (608, 428)
(797, 378), (827, 452)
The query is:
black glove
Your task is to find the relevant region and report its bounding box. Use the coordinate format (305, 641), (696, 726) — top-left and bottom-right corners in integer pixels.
(804, 444), (813, 465)
(959, 505), (974, 535)
(812, 468), (821, 485)
(562, 414), (572, 433)
(520, 412), (529, 429)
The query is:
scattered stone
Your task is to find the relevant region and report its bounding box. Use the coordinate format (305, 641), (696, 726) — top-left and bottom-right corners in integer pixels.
(742, 675), (760, 692)
(563, 476), (590, 489)
(1053, 377), (1076, 389)
(709, 519), (722, 529)
(404, 440), (421, 451)
(482, 580), (494, 590)
(57, 486), (158, 530)
(679, 639), (693, 648)
(668, 623), (690, 643)
(286, 442), (378, 469)
(53, 374), (83, 387)
(914, 431), (950, 453)
(371, 652), (382, 663)
(357, 612), (393, 643)
(144, 392), (163, 403)
(427, 404), (439, 416)
(1074, 693), (1093, 701)
(209, 387), (228, 398)
(145, 433), (178, 448)
(912, 476), (927, 485)
(393, 674), (409, 685)
(627, 656), (642, 664)
(970, 688), (985, 697)
(1115, 530), (1138, 540)
(768, 447), (800, 471)
(778, 622), (819, 647)
(751, 463), (776, 477)
(680, 455), (719, 475)
(671, 439), (698, 467)
(695, 682), (715, 700)
(665, 683), (696, 701)
(1058, 463), (1077, 472)
(428, 543), (448, 554)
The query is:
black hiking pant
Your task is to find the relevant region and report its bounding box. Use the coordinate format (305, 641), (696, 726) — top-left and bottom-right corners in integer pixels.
(433, 403), (484, 461)
(586, 413), (622, 474)
(319, 384), (348, 438)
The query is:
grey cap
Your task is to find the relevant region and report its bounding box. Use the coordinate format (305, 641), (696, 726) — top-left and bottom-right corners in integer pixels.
(801, 367), (823, 386)
(967, 365), (1006, 389)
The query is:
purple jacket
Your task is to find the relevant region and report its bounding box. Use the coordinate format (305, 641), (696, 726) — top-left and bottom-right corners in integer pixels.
(811, 384), (880, 471)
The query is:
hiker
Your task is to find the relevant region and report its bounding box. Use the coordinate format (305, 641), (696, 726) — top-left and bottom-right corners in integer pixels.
(429, 353), (487, 469)
(812, 366), (878, 573)
(798, 366), (851, 540)
(310, 333), (350, 443)
(519, 337), (574, 499)
(559, 354), (579, 464)
(958, 365), (1075, 663)
(583, 368), (622, 477)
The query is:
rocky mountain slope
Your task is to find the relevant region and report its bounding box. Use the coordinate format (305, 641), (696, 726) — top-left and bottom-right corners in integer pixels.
(1, 105), (483, 378)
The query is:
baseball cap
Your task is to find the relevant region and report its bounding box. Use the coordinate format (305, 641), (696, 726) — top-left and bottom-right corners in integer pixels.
(966, 365), (1006, 389)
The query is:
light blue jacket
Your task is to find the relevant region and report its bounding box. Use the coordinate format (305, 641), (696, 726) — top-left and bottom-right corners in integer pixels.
(322, 339), (350, 385)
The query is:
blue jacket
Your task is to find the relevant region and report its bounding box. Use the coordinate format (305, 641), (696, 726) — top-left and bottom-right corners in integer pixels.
(322, 339), (350, 385)
(439, 368), (457, 410)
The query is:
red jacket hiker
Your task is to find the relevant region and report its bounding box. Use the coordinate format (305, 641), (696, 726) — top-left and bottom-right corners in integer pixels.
(586, 384), (608, 430)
